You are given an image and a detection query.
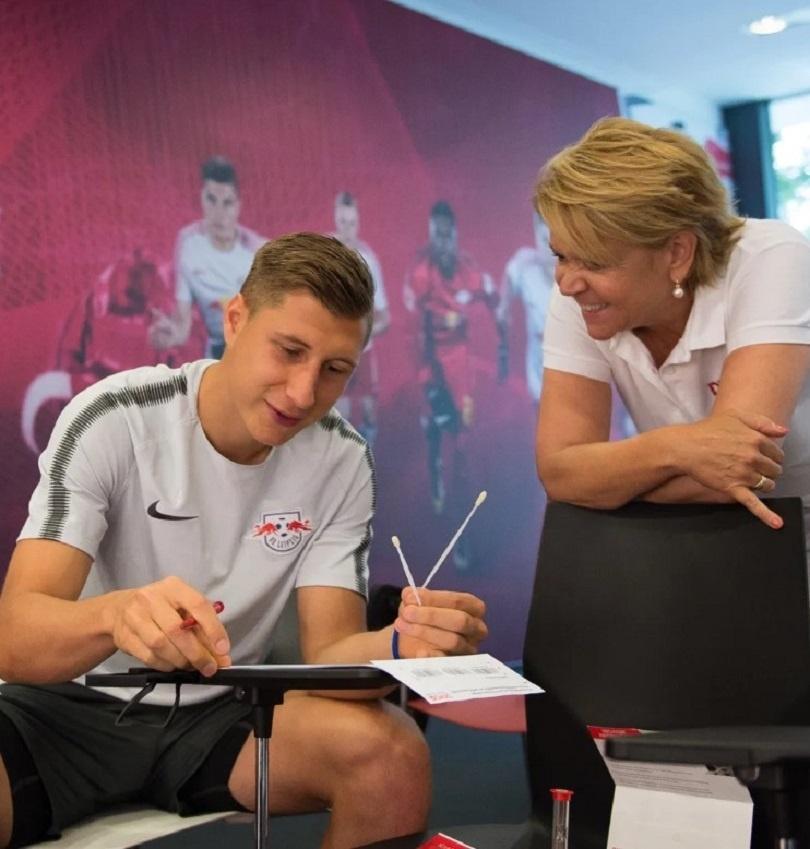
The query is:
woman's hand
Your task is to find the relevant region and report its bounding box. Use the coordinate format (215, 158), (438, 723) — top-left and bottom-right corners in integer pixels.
(680, 409), (788, 526)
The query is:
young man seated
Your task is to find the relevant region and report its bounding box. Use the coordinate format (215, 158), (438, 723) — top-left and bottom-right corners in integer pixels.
(0, 233), (488, 849)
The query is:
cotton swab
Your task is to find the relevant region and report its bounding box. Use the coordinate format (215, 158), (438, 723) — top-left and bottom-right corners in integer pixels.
(421, 490), (488, 590)
(391, 535), (422, 605)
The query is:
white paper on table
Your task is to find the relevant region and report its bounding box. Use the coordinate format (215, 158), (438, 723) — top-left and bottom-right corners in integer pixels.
(590, 728), (752, 849)
(371, 653), (542, 704)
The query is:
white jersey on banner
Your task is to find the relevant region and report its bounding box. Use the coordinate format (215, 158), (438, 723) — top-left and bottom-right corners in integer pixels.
(175, 222), (264, 355)
(503, 246), (554, 401)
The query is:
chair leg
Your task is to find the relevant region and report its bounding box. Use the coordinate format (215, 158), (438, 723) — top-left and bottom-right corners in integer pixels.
(773, 788), (799, 849)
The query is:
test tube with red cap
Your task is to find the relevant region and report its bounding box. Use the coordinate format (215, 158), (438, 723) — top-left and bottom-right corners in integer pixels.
(550, 788), (573, 849)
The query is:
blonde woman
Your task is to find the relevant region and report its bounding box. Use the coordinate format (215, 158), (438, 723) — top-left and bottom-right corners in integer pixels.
(534, 117), (810, 533)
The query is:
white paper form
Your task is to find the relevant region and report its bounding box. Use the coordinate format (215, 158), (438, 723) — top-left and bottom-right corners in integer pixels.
(590, 728), (752, 849)
(371, 653), (542, 704)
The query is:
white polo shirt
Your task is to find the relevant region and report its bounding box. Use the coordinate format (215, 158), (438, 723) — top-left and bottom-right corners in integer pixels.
(543, 218), (810, 535)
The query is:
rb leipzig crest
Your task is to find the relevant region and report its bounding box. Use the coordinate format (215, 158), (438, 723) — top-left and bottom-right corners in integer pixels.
(252, 511), (313, 552)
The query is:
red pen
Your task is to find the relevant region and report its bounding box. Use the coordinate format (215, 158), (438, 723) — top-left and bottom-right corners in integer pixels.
(180, 600), (225, 630)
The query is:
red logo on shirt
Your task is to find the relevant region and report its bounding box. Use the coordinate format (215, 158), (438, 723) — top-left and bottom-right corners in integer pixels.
(707, 381), (720, 396)
(252, 511), (313, 553)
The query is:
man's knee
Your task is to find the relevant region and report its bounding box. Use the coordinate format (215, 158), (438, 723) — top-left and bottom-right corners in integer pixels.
(335, 701), (431, 803)
(228, 697), (432, 820)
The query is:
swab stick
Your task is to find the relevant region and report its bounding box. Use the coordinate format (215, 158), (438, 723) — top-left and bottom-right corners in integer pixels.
(392, 535), (422, 605)
(422, 490), (487, 589)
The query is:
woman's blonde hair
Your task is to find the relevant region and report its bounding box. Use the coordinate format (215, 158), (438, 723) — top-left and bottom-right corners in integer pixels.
(534, 117), (744, 289)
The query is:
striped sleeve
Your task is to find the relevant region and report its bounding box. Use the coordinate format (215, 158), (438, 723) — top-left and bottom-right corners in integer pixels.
(19, 373), (188, 558)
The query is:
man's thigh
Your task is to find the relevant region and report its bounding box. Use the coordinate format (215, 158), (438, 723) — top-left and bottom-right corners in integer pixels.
(226, 694), (428, 813)
(0, 683), (249, 833)
(0, 683), (158, 835)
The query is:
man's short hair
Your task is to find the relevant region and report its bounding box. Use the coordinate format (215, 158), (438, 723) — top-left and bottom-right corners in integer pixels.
(430, 200), (455, 224)
(240, 233), (374, 337)
(201, 156), (238, 189)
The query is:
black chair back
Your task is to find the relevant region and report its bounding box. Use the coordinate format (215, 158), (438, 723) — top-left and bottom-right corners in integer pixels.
(521, 498), (810, 848)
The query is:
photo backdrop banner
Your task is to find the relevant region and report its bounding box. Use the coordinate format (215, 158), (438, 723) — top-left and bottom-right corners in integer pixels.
(0, 0), (618, 658)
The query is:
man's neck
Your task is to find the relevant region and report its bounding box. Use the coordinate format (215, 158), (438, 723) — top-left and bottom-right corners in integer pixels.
(197, 363), (271, 465)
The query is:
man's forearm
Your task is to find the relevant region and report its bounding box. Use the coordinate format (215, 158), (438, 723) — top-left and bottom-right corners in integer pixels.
(0, 590), (129, 684)
(305, 626), (398, 700)
(307, 625), (394, 665)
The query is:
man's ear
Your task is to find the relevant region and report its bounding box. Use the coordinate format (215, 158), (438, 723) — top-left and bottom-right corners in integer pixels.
(223, 294), (249, 346)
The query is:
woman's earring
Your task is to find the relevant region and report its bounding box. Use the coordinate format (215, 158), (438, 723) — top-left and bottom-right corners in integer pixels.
(672, 279), (685, 299)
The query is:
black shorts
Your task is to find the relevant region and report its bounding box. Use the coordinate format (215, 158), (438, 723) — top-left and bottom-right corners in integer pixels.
(0, 682), (252, 844)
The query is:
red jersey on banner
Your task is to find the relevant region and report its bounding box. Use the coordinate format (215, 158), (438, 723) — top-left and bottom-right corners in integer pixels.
(407, 251), (496, 399)
(21, 251), (204, 454)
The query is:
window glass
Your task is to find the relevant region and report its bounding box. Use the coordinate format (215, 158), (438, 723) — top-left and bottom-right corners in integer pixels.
(771, 91), (810, 238)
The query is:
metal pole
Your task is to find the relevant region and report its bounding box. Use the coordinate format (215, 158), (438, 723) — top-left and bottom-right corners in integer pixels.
(254, 730), (270, 849)
(249, 699), (277, 849)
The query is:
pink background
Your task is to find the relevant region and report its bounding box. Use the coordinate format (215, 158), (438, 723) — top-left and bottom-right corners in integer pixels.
(0, 0), (618, 658)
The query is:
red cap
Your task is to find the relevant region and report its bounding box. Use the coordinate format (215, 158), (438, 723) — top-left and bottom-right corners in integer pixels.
(550, 788), (574, 801)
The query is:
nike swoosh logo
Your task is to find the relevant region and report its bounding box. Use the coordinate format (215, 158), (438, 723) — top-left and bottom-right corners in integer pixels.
(147, 501), (198, 521)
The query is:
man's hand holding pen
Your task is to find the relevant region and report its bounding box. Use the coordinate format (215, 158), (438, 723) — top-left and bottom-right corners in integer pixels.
(107, 576), (230, 677)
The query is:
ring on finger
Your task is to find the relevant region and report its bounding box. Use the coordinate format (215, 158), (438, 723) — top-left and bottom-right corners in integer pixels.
(752, 474), (768, 491)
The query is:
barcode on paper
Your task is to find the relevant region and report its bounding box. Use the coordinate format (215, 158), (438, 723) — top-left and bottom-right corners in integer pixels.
(411, 665), (499, 678)
(411, 667), (443, 678)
